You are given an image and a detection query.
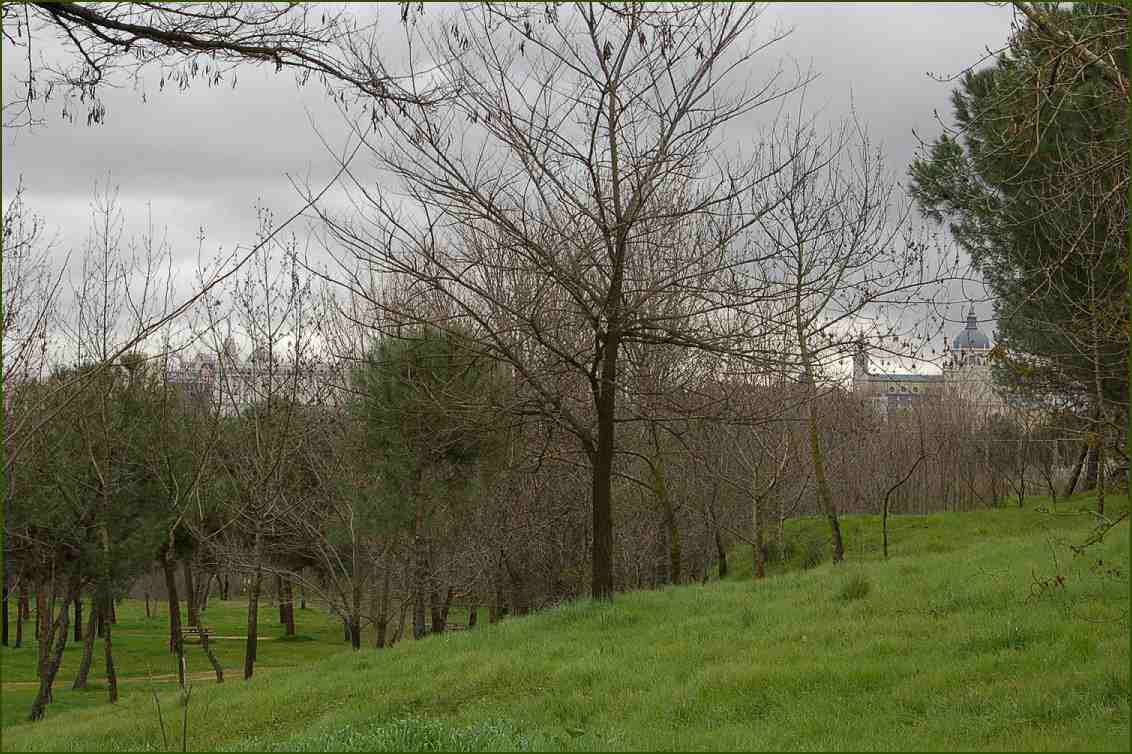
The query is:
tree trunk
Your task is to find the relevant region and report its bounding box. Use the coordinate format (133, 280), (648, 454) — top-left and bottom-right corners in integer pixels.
(198, 571), (213, 613)
(501, 551), (529, 616)
(281, 577), (295, 636)
(489, 581), (501, 624)
(591, 426), (615, 601)
(182, 559), (198, 629)
(1, 576), (8, 647)
(276, 573), (286, 624)
(651, 459), (681, 585)
(102, 597), (118, 703)
(714, 529), (728, 580)
(412, 506), (428, 640)
(35, 580), (49, 684)
(28, 574), (79, 722)
(429, 581), (445, 635)
(161, 547), (185, 688)
(440, 587), (454, 628)
(15, 586), (24, 648)
(348, 616), (361, 650)
(71, 603), (99, 690)
(73, 597), (83, 642)
(752, 492), (766, 580)
(806, 398), (844, 563)
(467, 605), (477, 629)
(797, 307), (844, 564)
(349, 577), (363, 650)
(19, 582), (29, 621)
(392, 598), (408, 645)
(373, 567), (390, 649)
(1084, 444), (1099, 491)
(186, 570), (223, 683)
(243, 559), (263, 680)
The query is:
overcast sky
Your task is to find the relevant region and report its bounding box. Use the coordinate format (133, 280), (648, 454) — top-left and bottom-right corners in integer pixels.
(3, 2), (1017, 355)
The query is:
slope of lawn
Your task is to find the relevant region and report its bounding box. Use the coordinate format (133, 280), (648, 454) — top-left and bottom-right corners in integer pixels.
(2, 494), (1128, 751)
(0, 591), (353, 730)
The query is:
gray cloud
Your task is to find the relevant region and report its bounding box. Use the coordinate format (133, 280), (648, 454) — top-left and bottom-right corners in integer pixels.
(3, 2), (1014, 338)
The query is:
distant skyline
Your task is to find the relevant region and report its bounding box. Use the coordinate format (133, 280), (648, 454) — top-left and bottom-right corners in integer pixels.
(3, 3), (1018, 344)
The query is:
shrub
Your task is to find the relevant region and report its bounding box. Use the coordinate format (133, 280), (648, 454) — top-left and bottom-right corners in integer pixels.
(801, 540), (825, 570)
(837, 574), (871, 602)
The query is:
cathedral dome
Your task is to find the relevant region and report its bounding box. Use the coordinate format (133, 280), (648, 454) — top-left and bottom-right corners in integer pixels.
(952, 307), (990, 350)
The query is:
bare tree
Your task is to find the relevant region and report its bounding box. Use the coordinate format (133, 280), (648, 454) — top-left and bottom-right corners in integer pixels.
(748, 111), (948, 562)
(314, 2), (816, 600)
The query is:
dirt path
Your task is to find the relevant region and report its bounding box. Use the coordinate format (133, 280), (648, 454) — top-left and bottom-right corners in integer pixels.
(106, 633), (276, 641)
(1, 665), (293, 690)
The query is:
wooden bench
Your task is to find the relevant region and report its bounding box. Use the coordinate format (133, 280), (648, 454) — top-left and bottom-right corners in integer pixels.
(179, 626), (212, 644)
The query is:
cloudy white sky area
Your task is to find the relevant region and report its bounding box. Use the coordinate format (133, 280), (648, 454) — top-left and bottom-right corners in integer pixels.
(2, 2), (1017, 372)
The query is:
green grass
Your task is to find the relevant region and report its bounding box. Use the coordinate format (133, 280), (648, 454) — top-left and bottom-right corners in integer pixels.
(2, 493), (1128, 751)
(0, 595), (357, 729)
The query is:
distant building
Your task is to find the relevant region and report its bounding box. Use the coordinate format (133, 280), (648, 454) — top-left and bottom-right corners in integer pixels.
(852, 306), (1006, 418)
(167, 342), (345, 416)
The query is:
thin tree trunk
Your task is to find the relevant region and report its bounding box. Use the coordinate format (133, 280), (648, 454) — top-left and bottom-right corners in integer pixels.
(752, 492), (766, 580)
(198, 571), (213, 613)
(590, 269), (623, 602)
(73, 597), (83, 642)
(187, 574), (223, 683)
(161, 547), (185, 688)
(796, 308), (844, 563)
(806, 399), (843, 562)
(19, 582), (29, 621)
(1090, 318), (1106, 516)
(429, 579), (445, 635)
(413, 504), (428, 640)
(199, 628), (224, 683)
(1084, 443), (1099, 491)
(244, 552), (263, 680)
(281, 577), (295, 636)
(35, 580), (48, 685)
(349, 577), (363, 650)
(1, 575), (8, 647)
(714, 529), (728, 580)
(276, 573), (286, 624)
(392, 598), (408, 645)
(102, 596), (118, 703)
(15, 585), (24, 647)
(373, 566), (390, 649)
(71, 603), (99, 690)
(28, 574), (79, 721)
(440, 587), (454, 628)
(182, 559), (198, 629)
(467, 605), (477, 629)
(651, 458), (681, 585)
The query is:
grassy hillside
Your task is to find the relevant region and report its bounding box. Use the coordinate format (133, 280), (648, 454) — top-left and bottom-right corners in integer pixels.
(0, 594), (352, 730)
(2, 495), (1128, 751)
